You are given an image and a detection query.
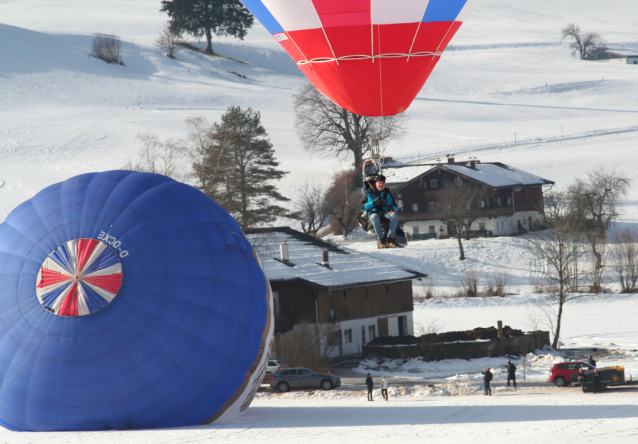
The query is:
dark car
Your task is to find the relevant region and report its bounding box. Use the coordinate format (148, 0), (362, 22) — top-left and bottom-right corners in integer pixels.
(270, 367), (341, 392)
(548, 362), (595, 387)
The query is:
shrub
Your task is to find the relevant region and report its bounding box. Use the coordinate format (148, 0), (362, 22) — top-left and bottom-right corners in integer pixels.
(90, 35), (124, 65)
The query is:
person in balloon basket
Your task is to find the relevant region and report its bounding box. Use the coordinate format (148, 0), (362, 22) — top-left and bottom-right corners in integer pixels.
(366, 373), (375, 401)
(361, 175), (399, 248)
(482, 368), (493, 396)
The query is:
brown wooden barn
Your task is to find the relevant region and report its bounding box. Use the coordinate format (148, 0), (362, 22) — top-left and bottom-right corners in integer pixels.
(382, 158), (554, 239)
(245, 227), (427, 358)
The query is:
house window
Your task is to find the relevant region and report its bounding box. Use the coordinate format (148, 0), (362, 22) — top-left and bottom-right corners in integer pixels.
(413, 226), (420, 235)
(272, 291), (280, 315)
(455, 177), (463, 187)
(412, 203), (419, 212)
(419, 177), (424, 188)
(428, 201), (434, 211)
(430, 179), (438, 188)
(479, 222), (486, 231)
(496, 197), (502, 207)
(507, 197), (512, 206)
(361, 326), (366, 344)
(429, 225), (435, 233)
(368, 325), (376, 340)
(344, 329), (353, 343)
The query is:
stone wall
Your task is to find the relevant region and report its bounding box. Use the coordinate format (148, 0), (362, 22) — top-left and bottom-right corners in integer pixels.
(363, 331), (550, 360)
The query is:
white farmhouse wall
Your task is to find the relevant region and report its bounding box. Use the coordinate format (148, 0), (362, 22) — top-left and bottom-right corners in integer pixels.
(315, 311), (414, 358)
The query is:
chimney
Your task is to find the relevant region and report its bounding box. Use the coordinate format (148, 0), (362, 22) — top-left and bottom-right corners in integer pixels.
(321, 248), (329, 267)
(447, 157), (455, 164)
(470, 161), (476, 169)
(279, 241), (289, 263)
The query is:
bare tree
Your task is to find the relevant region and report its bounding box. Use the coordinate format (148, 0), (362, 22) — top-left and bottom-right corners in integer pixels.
(561, 23), (608, 60)
(437, 181), (493, 260)
(609, 228), (638, 293)
(156, 20), (184, 58)
(294, 184), (329, 236)
(123, 133), (190, 181)
(568, 167), (630, 290)
(323, 169), (361, 237)
(522, 191), (588, 348)
(276, 321), (339, 372)
(90, 34), (124, 65)
(294, 84), (406, 188)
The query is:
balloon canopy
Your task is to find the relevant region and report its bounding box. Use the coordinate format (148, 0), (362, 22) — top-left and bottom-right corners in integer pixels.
(241, 0), (478, 116)
(0, 171), (273, 431)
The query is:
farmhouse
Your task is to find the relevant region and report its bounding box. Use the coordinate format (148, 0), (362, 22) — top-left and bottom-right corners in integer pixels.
(383, 158), (554, 239)
(588, 50), (638, 65)
(245, 227), (427, 358)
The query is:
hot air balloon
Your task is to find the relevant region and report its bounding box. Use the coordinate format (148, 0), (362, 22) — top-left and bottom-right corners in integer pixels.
(240, 0), (478, 116)
(0, 171), (273, 431)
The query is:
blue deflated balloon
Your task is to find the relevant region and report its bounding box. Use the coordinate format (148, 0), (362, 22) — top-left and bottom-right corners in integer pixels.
(0, 171), (273, 431)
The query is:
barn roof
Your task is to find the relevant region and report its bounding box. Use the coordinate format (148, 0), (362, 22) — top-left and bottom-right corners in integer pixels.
(245, 227), (426, 289)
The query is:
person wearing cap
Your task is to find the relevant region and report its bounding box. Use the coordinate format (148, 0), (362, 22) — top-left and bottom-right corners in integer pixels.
(361, 174), (399, 248)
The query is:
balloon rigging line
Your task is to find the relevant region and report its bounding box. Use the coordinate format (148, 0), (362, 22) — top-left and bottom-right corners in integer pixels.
(296, 51), (441, 65)
(369, 1), (374, 63)
(377, 21), (384, 117)
(0, 312), (56, 396)
(407, 2), (432, 62)
(309, 2), (339, 65)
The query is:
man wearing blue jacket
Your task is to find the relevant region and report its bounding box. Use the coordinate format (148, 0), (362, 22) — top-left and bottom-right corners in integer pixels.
(361, 175), (399, 248)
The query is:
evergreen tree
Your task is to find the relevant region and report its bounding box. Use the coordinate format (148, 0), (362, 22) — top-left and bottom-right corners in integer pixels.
(160, 0), (253, 54)
(191, 106), (291, 229)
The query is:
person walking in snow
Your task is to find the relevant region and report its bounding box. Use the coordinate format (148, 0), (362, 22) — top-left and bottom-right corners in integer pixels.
(381, 376), (389, 401)
(360, 175), (399, 248)
(588, 355), (597, 367)
(482, 368), (493, 396)
(366, 373), (374, 401)
(506, 359), (517, 389)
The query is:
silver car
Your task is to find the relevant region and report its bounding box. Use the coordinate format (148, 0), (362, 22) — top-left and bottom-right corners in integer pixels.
(270, 367), (341, 392)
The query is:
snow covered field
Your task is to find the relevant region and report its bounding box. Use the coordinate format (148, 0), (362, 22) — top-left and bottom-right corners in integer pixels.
(2, 0), (638, 441)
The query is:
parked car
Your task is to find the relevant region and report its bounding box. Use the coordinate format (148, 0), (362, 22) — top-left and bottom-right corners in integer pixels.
(267, 360), (284, 374)
(549, 362), (595, 387)
(270, 368), (341, 392)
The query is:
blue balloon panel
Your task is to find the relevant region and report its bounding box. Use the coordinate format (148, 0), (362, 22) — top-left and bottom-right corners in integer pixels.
(0, 171), (272, 431)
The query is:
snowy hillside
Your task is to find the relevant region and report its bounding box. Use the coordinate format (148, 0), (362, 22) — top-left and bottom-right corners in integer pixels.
(2, 0), (638, 222)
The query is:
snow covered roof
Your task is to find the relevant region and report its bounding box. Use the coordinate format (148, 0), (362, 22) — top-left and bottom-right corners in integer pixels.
(606, 50), (638, 57)
(382, 165), (436, 189)
(444, 163), (554, 188)
(383, 162), (553, 189)
(245, 227), (426, 289)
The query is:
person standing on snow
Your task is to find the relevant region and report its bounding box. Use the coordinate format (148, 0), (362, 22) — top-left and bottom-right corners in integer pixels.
(592, 369), (603, 393)
(381, 376), (389, 401)
(366, 373), (374, 401)
(506, 359), (517, 389)
(588, 355), (597, 367)
(361, 175), (399, 249)
(482, 368), (493, 396)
